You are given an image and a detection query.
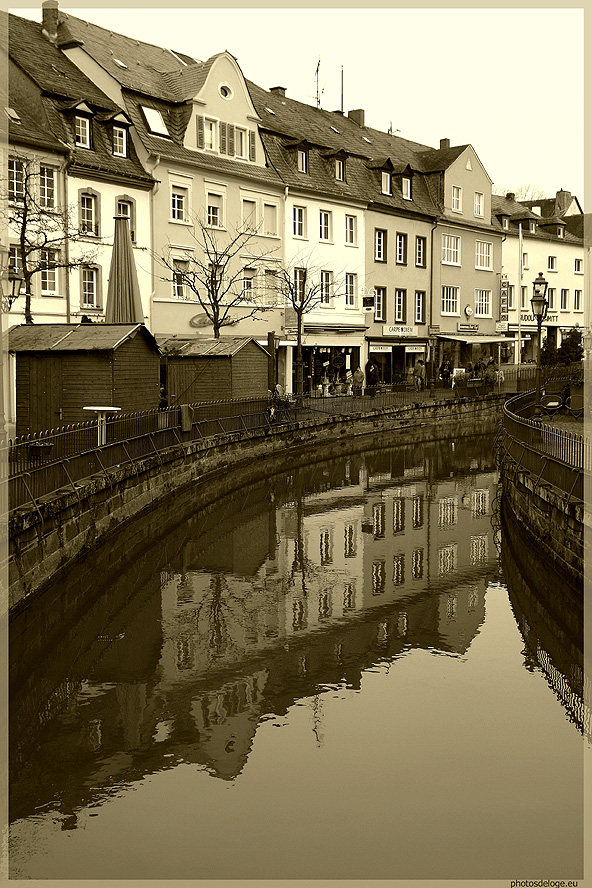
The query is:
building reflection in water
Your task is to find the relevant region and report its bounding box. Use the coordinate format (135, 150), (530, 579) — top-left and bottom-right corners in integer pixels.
(9, 434), (524, 828)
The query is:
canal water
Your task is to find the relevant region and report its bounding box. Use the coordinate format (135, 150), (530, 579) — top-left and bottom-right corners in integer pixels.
(9, 425), (586, 881)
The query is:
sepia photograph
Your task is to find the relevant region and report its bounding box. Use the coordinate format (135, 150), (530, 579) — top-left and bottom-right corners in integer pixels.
(2, 3), (588, 884)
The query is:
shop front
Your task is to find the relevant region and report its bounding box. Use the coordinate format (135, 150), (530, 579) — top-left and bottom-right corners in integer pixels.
(437, 333), (516, 371)
(366, 325), (429, 384)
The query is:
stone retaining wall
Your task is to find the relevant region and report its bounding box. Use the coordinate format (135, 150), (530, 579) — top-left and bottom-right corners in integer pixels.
(9, 395), (505, 612)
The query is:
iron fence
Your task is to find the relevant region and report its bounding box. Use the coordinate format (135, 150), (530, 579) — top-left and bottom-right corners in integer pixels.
(500, 391), (589, 501)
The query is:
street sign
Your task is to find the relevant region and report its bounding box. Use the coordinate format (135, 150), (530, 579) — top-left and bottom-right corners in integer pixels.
(496, 321), (509, 333)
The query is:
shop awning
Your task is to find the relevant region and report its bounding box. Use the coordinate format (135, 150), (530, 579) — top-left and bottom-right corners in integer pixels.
(437, 334), (514, 344)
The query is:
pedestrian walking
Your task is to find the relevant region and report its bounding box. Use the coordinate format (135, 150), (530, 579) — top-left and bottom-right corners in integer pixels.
(352, 366), (364, 396)
(413, 360), (425, 392)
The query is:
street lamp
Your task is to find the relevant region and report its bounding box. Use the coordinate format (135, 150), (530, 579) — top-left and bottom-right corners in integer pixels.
(531, 271), (549, 417)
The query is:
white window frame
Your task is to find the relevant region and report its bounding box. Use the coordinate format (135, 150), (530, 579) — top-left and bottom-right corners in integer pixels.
(474, 288), (491, 317)
(560, 288), (569, 311)
(39, 165), (56, 208)
(8, 158), (24, 202)
(475, 240), (492, 270)
(474, 191), (484, 216)
(206, 191), (223, 228)
(375, 229), (386, 261)
(293, 205), (306, 238)
(297, 149), (308, 173)
(171, 185), (188, 223)
(522, 252), (529, 270)
(345, 215), (357, 246)
(335, 158), (345, 181)
(319, 210), (332, 242)
(442, 234), (460, 265)
(520, 286), (527, 309)
(415, 236), (426, 267)
(204, 118), (217, 151)
(396, 232), (407, 265)
(502, 217), (509, 230)
(113, 126), (127, 157)
(81, 266), (98, 308)
(172, 258), (189, 300)
(507, 285), (515, 310)
(263, 202), (278, 237)
(548, 255), (557, 272)
(441, 285), (459, 315)
(547, 288), (555, 311)
(394, 288), (406, 323)
(142, 106), (168, 136)
(575, 258), (583, 273)
(75, 115), (90, 148)
(415, 290), (425, 324)
(345, 273), (356, 307)
(242, 198), (257, 230)
(402, 177), (411, 200)
(40, 249), (58, 294)
(242, 268), (255, 301)
(320, 270), (332, 304)
(294, 267), (306, 301)
(374, 286), (386, 322)
(574, 289), (583, 311)
(80, 193), (97, 235)
(8, 246), (26, 294)
(451, 185), (462, 212)
(381, 171), (391, 195)
(235, 127), (247, 159)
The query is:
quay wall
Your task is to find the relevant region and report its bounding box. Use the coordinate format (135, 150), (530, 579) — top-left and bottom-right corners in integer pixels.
(9, 395), (503, 612)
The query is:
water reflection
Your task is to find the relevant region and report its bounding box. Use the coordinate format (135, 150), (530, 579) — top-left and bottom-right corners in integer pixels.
(9, 430), (584, 879)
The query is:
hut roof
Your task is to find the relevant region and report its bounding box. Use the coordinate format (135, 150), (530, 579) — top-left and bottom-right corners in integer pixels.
(158, 336), (269, 358)
(8, 323), (159, 353)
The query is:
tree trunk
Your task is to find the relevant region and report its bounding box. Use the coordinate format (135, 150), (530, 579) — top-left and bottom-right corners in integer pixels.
(296, 309), (304, 396)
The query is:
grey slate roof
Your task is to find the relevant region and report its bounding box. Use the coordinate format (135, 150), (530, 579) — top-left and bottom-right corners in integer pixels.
(9, 14), (155, 188)
(159, 336), (268, 358)
(490, 194), (582, 244)
(9, 323), (159, 353)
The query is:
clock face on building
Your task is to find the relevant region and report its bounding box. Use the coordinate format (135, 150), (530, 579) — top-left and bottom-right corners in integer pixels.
(464, 305), (474, 317)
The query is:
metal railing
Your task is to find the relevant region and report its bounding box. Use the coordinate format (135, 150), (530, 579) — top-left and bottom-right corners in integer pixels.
(500, 390), (588, 500)
(6, 383), (498, 512)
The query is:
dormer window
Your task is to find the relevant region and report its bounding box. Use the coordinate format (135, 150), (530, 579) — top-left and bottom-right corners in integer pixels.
(502, 217), (509, 229)
(113, 126), (127, 157)
(402, 176), (412, 200)
(529, 221), (536, 234)
(204, 118), (216, 151)
(6, 107), (21, 124)
(557, 226), (564, 238)
(75, 115), (90, 148)
(297, 149), (308, 173)
(142, 106), (168, 136)
(381, 171), (391, 194)
(335, 158), (345, 181)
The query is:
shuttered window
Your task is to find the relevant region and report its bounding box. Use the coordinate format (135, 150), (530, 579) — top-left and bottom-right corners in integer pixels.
(219, 121), (227, 154)
(227, 124), (235, 156)
(196, 115), (204, 148)
(249, 130), (256, 161)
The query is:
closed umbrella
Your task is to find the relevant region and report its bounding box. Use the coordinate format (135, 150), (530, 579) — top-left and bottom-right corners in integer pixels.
(105, 215), (145, 324)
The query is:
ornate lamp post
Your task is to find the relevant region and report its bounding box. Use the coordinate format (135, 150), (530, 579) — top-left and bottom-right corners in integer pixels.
(531, 271), (549, 417)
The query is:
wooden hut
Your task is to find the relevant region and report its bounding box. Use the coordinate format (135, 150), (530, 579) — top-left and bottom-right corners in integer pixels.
(159, 337), (270, 404)
(9, 323), (160, 435)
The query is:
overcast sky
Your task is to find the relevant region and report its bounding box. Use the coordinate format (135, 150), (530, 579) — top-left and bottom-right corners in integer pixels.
(13, 5), (585, 206)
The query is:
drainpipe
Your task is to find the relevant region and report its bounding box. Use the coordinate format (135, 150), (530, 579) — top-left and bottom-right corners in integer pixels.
(146, 154), (161, 330)
(428, 218), (438, 382)
(61, 144), (75, 323)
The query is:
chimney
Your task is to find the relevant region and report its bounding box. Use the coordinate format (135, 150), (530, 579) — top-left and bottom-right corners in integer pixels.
(506, 192), (515, 202)
(269, 86), (286, 97)
(556, 189), (571, 214)
(42, 0), (59, 43)
(440, 138), (450, 150)
(348, 109), (365, 127)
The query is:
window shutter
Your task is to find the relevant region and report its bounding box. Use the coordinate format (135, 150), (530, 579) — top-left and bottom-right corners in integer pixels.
(228, 124), (235, 156)
(249, 131), (256, 161)
(219, 121), (227, 154)
(196, 115), (204, 148)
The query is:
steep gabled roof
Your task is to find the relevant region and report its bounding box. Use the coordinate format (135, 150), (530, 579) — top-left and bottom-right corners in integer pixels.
(416, 144), (470, 172)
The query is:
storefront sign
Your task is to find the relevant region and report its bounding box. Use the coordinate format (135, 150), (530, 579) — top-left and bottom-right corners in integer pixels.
(457, 323), (479, 332)
(382, 325), (417, 337)
(405, 345), (425, 353)
(369, 344), (392, 353)
(520, 314), (558, 323)
(495, 321), (509, 333)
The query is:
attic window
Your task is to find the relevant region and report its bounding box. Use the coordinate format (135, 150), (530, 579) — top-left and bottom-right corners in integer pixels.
(219, 84), (233, 99)
(381, 171), (391, 195)
(466, 158), (472, 171)
(529, 221), (536, 233)
(142, 106), (168, 136)
(6, 107), (21, 124)
(402, 177), (412, 200)
(75, 115), (91, 148)
(502, 218), (509, 229)
(113, 58), (128, 68)
(265, 107), (275, 115)
(362, 136), (372, 143)
(558, 227), (564, 238)
(330, 125), (340, 133)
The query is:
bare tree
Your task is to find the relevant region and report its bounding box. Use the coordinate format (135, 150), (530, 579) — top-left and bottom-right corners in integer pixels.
(158, 216), (279, 338)
(4, 152), (99, 324)
(492, 183), (549, 201)
(272, 254), (348, 396)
